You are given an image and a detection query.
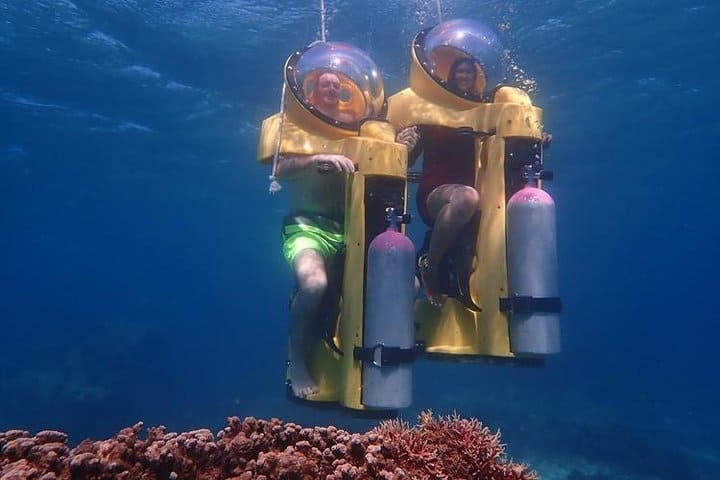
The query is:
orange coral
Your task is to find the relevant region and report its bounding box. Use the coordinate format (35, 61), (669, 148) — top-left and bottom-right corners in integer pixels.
(1, 412), (537, 480)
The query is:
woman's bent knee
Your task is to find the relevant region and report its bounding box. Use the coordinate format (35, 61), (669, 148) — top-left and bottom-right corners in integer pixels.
(450, 186), (480, 219)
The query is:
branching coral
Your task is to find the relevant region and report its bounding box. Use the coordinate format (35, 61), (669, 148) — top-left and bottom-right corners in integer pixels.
(1, 412), (537, 480)
(373, 411), (537, 480)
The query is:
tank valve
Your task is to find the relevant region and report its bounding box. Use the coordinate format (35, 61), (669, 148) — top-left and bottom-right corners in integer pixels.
(523, 162), (554, 185)
(385, 206), (411, 230)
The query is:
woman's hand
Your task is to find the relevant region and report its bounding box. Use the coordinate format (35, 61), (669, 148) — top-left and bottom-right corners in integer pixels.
(396, 126), (420, 150)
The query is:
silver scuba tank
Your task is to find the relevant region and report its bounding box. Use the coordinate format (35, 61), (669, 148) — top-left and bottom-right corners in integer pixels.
(506, 185), (562, 355)
(361, 208), (416, 409)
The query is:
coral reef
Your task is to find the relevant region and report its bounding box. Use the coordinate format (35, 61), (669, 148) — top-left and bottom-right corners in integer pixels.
(1, 412), (537, 480)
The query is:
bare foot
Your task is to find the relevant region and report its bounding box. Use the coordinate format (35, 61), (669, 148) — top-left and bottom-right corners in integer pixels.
(287, 359), (319, 399)
(420, 260), (446, 307)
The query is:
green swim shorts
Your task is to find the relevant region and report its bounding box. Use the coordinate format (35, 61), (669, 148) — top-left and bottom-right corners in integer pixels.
(282, 213), (345, 265)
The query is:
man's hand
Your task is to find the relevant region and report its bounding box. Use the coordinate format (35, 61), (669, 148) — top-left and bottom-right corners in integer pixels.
(396, 126), (419, 150)
(312, 154), (356, 173)
(541, 132), (553, 148)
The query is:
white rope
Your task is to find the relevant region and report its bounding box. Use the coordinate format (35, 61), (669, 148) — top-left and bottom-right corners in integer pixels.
(268, 82), (287, 194)
(268, 0), (327, 194)
(435, 0), (443, 22)
(320, 0), (327, 42)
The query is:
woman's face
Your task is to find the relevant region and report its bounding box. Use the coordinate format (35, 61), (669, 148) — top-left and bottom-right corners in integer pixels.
(452, 62), (476, 93)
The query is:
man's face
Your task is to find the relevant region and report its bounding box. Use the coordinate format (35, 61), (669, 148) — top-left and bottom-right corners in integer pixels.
(316, 73), (341, 108)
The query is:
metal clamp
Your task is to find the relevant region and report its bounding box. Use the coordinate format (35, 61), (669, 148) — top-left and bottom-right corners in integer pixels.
(384, 206), (411, 229)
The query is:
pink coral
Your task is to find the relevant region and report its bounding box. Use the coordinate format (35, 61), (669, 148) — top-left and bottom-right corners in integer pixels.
(1, 412), (537, 479)
(373, 411), (537, 480)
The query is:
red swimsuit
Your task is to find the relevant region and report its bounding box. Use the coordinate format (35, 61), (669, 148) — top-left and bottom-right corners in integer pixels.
(416, 126), (477, 225)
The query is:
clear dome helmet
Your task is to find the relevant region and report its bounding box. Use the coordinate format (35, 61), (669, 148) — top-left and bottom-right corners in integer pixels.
(410, 18), (507, 108)
(284, 41), (385, 133)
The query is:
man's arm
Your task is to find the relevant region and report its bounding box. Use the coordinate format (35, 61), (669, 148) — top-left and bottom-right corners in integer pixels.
(276, 153), (355, 179)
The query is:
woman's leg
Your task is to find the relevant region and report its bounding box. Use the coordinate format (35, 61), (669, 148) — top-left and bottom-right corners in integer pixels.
(422, 184), (480, 305)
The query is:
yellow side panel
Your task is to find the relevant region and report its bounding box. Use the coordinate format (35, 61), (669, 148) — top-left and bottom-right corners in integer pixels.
(256, 114), (348, 164)
(387, 89), (478, 131)
(339, 173), (365, 409)
(471, 136), (508, 311)
(494, 86), (533, 105)
(359, 120), (396, 143)
(490, 102), (543, 138)
(257, 114), (281, 164)
(470, 136), (513, 357)
(387, 87), (543, 141)
(343, 137), (407, 178)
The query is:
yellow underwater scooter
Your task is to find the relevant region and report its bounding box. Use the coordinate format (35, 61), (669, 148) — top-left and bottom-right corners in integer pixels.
(257, 19), (561, 413)
(258, 41), (418, 412)
(387, 18), (562, 362)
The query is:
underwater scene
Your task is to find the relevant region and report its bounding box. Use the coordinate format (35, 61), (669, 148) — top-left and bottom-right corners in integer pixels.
(2, 1), (719, 479)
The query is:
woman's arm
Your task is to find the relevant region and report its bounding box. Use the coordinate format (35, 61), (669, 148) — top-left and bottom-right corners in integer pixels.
(396, 126), (422, 167)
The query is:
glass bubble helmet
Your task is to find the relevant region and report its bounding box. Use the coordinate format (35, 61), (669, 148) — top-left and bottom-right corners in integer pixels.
(413, 18), (506, 102)
(285, 41), (385, 131)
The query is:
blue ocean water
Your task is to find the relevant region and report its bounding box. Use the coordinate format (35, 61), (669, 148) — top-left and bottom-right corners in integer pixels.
(2, 1), (719, 478)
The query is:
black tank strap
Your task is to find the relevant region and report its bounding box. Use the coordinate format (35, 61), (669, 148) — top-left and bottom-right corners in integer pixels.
(499, 295), (562, 314)
(354, 342), (424, 367)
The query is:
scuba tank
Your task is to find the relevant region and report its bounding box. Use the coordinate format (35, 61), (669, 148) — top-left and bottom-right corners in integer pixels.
(359, 207), (417, 409)
(506, 164), (562, 356)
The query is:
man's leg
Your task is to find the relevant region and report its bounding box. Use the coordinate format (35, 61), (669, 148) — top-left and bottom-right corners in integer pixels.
(422, 184), (480, 305)
(288, 248), (327, 398)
